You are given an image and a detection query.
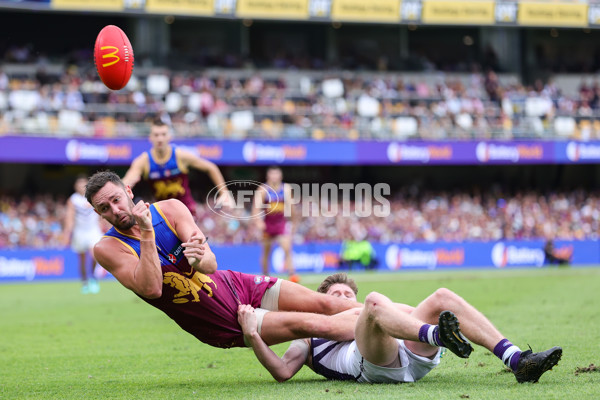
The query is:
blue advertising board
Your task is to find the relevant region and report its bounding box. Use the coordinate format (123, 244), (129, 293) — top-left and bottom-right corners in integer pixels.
(1, 240), (596, 282)
(3, 136), (600, 165)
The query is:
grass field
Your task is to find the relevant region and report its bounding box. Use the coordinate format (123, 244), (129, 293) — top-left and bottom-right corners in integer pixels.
(1, 267), (599, 400)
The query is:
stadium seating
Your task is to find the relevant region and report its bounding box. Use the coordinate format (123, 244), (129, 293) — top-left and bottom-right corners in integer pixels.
(2, 190), (597, 249)
(1, 65), (600, 140)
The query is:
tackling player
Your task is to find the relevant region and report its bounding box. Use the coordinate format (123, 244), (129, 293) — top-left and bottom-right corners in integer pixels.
(122, 118), (232, 217)
(238, 273), (562, 384)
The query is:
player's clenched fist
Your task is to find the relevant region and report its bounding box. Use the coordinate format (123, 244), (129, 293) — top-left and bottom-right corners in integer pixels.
(237, 304), (258, 336)
(132, 200), (153, 231)
(182, 231), (207, 268)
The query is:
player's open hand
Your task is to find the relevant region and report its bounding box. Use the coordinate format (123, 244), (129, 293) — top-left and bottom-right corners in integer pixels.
(132, 200), (152, 231)
(237, 304), (258, 336)
(182, 231), (207, 268)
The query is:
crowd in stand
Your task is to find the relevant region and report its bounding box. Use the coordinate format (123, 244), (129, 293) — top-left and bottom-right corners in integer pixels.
(0, 194), (66, 249)
(2, 189), (597, 249)
(2, 65), (600, 140)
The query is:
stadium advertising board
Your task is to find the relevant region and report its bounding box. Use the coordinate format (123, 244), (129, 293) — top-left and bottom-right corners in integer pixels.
(356, 141), (554, 165)
(5, 136), (600, 165)
(473, 141), (551, 164)
(557, 141), (600, 163)
(236, 0), (309, 19)
(1, 240), (596, 282)
(145, 0), (213, 15)
(51, 0), (124, 11)
(330, 0), (401, 23)
(517, 1), (588, 27)
(239, 140), (356, 164)
(225, 240), (599, 272)
(421, 0), (495, 25)
(0, 250), (78, 282)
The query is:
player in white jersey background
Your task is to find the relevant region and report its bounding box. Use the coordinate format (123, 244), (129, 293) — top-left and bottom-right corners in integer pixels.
(62, 175), (104, 294)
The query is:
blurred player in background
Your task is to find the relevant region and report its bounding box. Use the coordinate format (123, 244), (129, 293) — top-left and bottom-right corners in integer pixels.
(239, 273), (562, 384)
(122, 117), (232, 217)
(252, 166), (298, 282)
(62, 174), (103, 294)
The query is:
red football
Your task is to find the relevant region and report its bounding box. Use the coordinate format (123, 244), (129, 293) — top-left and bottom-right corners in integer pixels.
(94, 25), (134, 91)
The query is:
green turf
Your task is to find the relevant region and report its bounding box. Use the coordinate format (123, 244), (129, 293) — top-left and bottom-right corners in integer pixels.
(1, 267), (599, 399)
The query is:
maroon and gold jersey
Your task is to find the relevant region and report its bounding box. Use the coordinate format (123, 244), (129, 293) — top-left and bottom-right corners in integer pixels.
(103, 203), (277, 348)
(146, 146), (197, 216)
(264, 183), (287, 237)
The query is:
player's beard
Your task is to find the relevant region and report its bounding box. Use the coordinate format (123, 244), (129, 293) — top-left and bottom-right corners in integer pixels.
(113, 197), (136, 231)
(114, 213), (136, 231)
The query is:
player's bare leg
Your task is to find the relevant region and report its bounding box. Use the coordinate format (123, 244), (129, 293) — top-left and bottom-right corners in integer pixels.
(261, 236), (273, 276)
(277, 280), (361, 314)
(277, 234), (298, 282)
(79, 253), (88, 281)
(407, 288), (562, 382)
(408, 288), (503, 351)
(260, 309), (359, 345)
(356, 292), (439, 363)
(78, 252), (89, 294)
(87, 252), (100, 294)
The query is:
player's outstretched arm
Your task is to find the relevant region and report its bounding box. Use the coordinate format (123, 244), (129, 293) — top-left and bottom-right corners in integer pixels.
(122, 153), (148, 188)
(178, 149), (234, 208)
(238, 304), (309, 382)
(93, 201), (163, 298)
(178, 149), (226, 188)
(179, 150), (235, 208)
(160, 198), (217, 274)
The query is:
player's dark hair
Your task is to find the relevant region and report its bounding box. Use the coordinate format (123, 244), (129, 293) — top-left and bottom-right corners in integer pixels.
(85, 170), (125, 205)
(152, 117), (167, 127)
(267, 165), (281, 172)
(317, 273), (358, 295)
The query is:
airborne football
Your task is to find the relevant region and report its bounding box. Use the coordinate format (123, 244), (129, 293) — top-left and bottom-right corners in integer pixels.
(94, 25), (134, 90)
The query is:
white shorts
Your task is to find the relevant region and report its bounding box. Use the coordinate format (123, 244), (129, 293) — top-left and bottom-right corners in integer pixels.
(71, 228), (103, 254)
(346, 340), (441, 383)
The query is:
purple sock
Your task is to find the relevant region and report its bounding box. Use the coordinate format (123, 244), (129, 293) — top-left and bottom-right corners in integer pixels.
(493, 339), (522, 371)
(418, 324), (444, 347)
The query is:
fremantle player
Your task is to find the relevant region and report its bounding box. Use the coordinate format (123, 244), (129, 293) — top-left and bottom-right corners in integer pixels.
(86, 171), (361, 349)
(62, 175), (104, 294)
(252, 166), (298, 282)
(122, 118), (232, 217)
(238, 273), (562, 384)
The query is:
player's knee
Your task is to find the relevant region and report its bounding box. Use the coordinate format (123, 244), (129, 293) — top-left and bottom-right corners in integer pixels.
(364, 291), (386, 317)
(431, 287), (459, 309)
